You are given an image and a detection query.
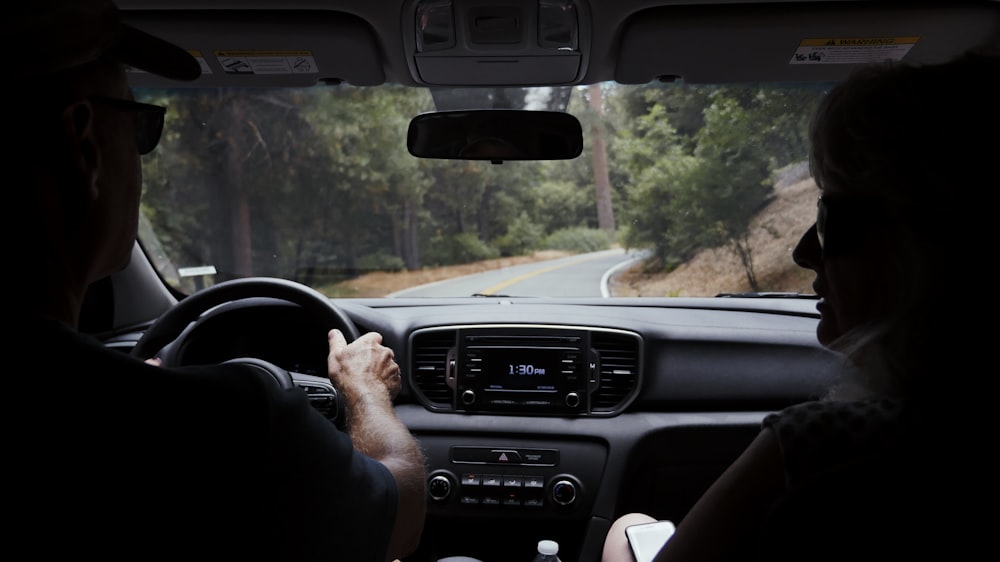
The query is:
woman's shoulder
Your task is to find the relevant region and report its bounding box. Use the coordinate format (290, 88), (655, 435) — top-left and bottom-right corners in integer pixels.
(762, 398), (915, 484)
(764, 397), (907, 428)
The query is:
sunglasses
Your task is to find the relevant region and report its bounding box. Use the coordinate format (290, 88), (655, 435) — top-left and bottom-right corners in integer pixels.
(89, 96), (166, 155)
(815, 194), (883, 257)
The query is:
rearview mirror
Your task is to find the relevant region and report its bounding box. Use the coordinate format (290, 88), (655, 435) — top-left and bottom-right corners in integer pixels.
(407, 110), (583, 163)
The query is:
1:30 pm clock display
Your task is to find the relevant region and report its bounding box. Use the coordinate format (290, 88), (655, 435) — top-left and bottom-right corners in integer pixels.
(483, 348), (562, 391)
(508, 363), (546, 375)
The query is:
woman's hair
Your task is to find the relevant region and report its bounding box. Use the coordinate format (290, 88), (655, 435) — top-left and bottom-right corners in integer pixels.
(809, 46), (999, 401)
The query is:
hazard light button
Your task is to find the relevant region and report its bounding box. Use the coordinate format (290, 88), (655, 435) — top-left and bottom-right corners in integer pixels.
(450, 446), (560, 466)
(487, 449), (521, 463)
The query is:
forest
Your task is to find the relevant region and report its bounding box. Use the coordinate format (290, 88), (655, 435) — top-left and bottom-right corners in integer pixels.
(138, 81), (828, 294)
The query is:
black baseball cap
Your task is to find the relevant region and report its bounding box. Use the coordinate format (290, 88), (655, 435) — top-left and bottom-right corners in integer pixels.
(14, 0), (200, 81)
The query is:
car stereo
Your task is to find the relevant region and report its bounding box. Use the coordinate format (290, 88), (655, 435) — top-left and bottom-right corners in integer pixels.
(446, 327), (600, 415)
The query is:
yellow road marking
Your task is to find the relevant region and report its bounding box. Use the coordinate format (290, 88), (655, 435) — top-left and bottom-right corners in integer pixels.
(477, 253), (612, 295)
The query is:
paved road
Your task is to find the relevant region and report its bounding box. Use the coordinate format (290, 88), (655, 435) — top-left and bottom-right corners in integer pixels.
(388, 248), (646, 298)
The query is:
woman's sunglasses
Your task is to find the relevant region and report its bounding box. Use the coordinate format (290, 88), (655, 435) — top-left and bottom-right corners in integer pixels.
(89, 96), (166, 155)
(816, 194), (883, 258)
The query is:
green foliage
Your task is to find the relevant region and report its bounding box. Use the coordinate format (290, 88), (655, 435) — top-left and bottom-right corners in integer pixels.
(142, 85), (439, 280)
(613, 101), (702, 267)
(612, 83), (824, 275)
(494, 212), (545, 256)
(419, 158), (548, 254)
(533, 179), (597, 232)
(423, 233), (501, 266)
(543, 227), (613, 253)
(138, 82), (826, 291)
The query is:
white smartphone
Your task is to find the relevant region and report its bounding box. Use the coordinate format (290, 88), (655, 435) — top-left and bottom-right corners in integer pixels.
(625, 520), (676, 562)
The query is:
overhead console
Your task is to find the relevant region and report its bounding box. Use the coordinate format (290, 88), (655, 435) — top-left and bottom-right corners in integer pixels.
(409, 324), (642, 416)
(403, 0), (590, 86)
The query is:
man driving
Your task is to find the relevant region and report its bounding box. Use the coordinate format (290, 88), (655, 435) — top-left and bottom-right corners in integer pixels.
(9, 1), (426, 560)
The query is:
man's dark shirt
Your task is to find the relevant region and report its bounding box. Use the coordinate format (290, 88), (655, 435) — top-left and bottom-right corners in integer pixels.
(12, 314), (397, 561)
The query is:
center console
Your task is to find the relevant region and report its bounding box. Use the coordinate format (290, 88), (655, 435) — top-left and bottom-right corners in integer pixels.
(405, 324), (642, 416)
(449, 327), (599, 415)
(419, 435), (606, 518)
(415, 434), (606, 561)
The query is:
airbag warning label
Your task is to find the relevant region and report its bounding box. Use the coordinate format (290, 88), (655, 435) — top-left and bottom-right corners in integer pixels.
(790, 37), (919, 64)
(215, 50), (318, 74)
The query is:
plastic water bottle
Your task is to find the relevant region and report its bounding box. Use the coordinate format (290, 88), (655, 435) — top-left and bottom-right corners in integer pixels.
(532, 539), (561, 562)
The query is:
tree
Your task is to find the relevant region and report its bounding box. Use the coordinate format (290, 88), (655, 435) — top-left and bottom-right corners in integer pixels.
(614, 102), (701, 266)
(143, 88), (334, 283)
(303, 85), (435, 273)
(588, 84), (616, 233)
(612, 84), (823, 287)
(689, 87), (823, 289)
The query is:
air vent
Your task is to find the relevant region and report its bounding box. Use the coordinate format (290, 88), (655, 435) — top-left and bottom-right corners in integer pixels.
(591, 331), (641, 413)
(105, 341), (136, 354)
(102, 333), (143, 355)
(411, 329), (457, 407)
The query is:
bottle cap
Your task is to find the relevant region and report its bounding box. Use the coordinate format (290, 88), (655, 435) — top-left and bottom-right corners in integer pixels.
(538, 540), (559, 555)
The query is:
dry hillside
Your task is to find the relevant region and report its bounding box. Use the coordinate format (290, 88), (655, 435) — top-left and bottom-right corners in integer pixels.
(610, 175), (819, 297)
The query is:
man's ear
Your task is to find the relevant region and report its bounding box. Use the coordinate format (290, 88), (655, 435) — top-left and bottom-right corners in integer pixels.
(60, 100), (101, 200)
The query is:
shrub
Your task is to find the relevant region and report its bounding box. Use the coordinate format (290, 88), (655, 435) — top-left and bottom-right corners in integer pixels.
(494, 212), (545, 256)
(424, 233), (501, 266)
(543, 227), (614, 253)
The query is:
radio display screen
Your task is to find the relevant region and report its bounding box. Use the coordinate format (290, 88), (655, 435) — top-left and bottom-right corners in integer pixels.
(477, 347), (565, 391)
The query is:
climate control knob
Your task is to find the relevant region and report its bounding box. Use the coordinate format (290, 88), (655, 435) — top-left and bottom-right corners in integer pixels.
(428, 473), (453, 502)
(551, 478), (578, 506)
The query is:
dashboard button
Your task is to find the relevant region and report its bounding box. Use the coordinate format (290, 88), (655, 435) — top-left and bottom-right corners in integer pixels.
(519, 448), (559, 466)
(523, 476), (545, 488)
(481, 475), (502, 487)
(487, 449), (521, 463)
(503, 476), (523, 487)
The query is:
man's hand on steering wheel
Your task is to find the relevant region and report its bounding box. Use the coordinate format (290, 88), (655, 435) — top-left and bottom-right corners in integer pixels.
(327, 329), (402, 403)
(130, 278), (367, 429)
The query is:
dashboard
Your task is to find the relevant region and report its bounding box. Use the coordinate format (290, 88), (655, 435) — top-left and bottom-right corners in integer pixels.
(107, 294), (847, 562)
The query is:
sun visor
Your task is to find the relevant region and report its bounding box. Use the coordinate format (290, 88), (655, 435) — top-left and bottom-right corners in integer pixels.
(615, 2), (1000, 85)
(121, 10), (385, 87)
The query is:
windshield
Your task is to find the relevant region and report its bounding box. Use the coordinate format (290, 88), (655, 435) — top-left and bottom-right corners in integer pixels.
(137, 81), (829, 298)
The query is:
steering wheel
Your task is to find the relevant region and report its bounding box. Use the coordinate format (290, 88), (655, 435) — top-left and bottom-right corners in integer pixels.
(130, 277), (360, 426)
